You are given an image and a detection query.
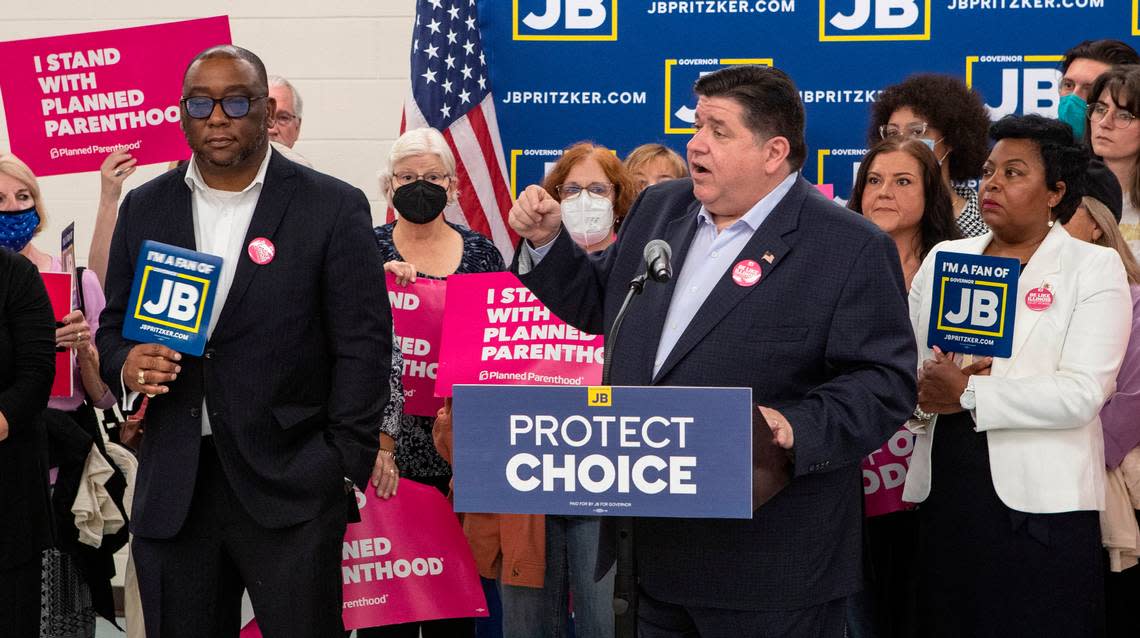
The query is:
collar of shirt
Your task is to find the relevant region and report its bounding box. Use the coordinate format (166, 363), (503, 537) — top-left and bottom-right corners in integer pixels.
(184, 146), (272, 198)
(695, 172), (799, 234)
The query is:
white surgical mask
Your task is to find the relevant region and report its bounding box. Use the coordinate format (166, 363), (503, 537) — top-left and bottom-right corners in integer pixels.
(560, 191), (614, 248)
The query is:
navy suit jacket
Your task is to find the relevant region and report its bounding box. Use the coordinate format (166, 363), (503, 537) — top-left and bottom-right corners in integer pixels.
(96, 150), (392, 539)
(516, 176), (916, 610)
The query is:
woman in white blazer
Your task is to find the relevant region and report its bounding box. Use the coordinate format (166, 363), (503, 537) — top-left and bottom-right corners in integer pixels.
(903, 115), (1132, 637)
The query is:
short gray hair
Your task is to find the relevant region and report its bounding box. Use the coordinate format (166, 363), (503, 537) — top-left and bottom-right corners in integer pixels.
(268, 74), (303, 119)
(380, 127), (458, 199)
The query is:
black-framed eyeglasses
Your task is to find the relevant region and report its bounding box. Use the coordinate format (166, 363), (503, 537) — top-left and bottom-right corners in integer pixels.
(181, 95), (267, 119)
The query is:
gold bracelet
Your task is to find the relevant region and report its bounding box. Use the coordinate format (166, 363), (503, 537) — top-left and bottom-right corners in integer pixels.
(378, 448), (395, 458)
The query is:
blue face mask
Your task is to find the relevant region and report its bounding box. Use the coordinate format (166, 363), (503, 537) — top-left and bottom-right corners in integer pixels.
(0, 206), (40, 251)
(1058, 93), (1087, 140)
(920, 136), (951, 164)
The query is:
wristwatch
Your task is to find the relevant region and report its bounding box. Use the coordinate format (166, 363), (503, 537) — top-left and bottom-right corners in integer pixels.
(959, 376), (977, 411)
(913, 404), (934, 422)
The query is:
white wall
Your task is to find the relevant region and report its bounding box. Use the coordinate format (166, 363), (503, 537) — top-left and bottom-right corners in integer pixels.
(0, 1), (416, 264)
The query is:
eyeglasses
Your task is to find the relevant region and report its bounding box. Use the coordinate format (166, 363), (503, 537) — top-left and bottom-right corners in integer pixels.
(393, 172), (451, 186)
(1089, 102), (1137, 128)
(271, 111), (299, 127)
(555, 182), (613, 197)
(879, 122), (929, 140)
(181, 95), (267, 119)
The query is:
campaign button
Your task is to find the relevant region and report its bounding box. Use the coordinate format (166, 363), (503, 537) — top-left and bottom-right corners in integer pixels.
(732, 260), (762, 287)
(247, 237), (276, 265)
(1025, 286), (1053, 311)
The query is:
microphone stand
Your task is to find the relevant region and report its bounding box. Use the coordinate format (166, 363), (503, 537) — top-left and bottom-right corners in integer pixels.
(604, 271), (648, 638)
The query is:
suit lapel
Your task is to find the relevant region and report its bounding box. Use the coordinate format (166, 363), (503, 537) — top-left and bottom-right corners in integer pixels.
(214, 151), (297, 330)
(161, 167), (196, 251)
(997, 223), (1066, 372)
(625, 201), (702, 385)
(651, 178), (807, 383)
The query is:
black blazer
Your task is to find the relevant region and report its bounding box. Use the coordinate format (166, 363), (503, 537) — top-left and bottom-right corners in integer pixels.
(96, 150), (392, 539)
(0, 249), (56, 568)
(516, 176), (917, 610)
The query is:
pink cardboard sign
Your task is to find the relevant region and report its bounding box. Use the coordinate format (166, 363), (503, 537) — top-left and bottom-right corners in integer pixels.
(435, 272), (603, 395)
(862, 426), (915, 517)
(0, 17), (232, 177)
(240, 480), (487, 635)
(387, 272), (447, 417)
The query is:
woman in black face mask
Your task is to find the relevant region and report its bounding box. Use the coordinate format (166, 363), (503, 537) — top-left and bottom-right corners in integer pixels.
(363, 127), (505, 638)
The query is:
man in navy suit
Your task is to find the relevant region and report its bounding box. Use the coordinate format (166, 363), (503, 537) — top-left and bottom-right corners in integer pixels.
(509, 65), (917, 636)
(96, 46), (391, 637)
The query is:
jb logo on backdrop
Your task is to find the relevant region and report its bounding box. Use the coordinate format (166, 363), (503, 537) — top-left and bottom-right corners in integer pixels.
(819, 0), (930, 41)
(664, 57), (773, 134)
(513, 0), (618, 40)
(966, 54), (1062, 120)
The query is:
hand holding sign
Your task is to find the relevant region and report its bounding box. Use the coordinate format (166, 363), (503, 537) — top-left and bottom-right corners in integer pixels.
(918, 347), (992, 414)
(508, 184), (562, 247)
(124, 343), (181, 395)
(384, 260), (418, 286)
(100, 151), (137, 196)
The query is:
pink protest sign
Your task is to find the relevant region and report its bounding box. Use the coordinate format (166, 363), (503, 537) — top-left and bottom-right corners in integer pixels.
(862, 426), (915, 517)
(815, 183), (835, 199)
(387, 272), (447, 417)
(240, 480), (487, 635)
(435, 271), (604, 395)
(0, 17), (231, 177)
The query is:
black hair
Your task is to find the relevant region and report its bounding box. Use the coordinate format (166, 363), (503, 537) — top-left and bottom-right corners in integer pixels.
(1085, 65), (1140, 207)
(869, 74), (991, 183)
(989, 114), (1090, 224)
(1061, 39), (1140, 73)
(694, 65), (806, 170)
(183, 45), (269, 93)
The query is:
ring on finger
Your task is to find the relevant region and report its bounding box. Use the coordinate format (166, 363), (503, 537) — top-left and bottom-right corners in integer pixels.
(137, 369), (146, 385)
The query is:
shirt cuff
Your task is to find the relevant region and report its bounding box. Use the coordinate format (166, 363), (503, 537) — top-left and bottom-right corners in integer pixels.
(118, 364), (141, 412)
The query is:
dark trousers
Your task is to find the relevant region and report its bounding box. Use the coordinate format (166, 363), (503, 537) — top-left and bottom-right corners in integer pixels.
(638, 588), (846, 638)
(0, 555), (42, 637)
(132, 436), (347, 638)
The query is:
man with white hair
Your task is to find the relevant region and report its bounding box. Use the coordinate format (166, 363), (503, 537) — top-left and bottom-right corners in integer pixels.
(268, 74), (313, 167)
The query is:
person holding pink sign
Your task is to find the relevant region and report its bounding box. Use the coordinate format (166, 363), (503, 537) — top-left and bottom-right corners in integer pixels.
(1, 153), (125, 637)
(365, 126), (504, 638)
(0, 246), (56, 637)
(845, 138), (961, 638)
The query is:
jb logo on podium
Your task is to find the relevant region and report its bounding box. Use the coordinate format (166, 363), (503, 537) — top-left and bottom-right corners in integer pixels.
(122, 240), (223, 356)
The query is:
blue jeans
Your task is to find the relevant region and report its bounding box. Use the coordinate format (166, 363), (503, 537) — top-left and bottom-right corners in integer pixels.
(500, 516), (615, 638)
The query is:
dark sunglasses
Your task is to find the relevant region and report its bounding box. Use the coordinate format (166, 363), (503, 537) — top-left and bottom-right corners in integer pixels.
(181, 95), (267, 119)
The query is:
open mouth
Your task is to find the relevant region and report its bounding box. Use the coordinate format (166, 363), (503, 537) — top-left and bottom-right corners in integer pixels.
(691, 162), (711, 176)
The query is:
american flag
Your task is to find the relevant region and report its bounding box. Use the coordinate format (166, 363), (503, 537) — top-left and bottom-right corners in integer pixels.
(398, 0), (518, 260)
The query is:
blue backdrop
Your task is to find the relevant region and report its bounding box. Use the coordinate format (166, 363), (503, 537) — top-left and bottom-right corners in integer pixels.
(479, 0), (1137, 199)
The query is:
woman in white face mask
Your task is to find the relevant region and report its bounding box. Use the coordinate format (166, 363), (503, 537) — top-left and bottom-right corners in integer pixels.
(542, 142), (637, 253)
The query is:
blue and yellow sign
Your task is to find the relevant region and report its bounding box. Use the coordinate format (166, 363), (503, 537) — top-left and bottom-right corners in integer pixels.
(122, 240), (223, 356)
(453, 384), (753, 518)
(928, 251), (1020, 358)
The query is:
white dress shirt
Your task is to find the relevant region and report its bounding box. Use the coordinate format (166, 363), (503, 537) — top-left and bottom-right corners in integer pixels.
(122, 149), (271, 435)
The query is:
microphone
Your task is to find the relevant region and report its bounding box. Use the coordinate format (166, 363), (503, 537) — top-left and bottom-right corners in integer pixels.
(643, 239), (673, 283)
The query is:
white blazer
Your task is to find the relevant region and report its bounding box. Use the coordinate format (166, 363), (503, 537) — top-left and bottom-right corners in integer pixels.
(903, 223), (1132, 513)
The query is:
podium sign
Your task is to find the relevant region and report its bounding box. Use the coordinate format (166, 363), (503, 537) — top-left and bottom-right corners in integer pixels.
(452, 385), (753, 519)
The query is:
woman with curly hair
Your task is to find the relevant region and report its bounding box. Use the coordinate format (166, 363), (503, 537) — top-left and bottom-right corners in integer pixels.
(869, 73), (993, 239)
